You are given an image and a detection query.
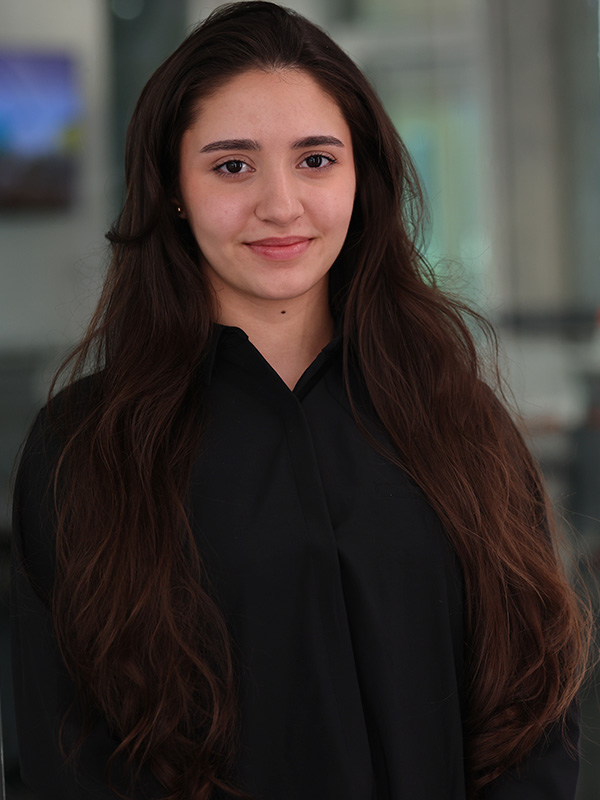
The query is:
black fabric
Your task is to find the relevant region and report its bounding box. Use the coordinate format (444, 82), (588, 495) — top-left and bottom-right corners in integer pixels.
(10, 326), (579, 799)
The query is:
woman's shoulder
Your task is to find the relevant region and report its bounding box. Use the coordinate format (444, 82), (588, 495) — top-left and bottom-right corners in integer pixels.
(17, 370), (105, 497)
(24, 371), (103, 453)
(12, 372), (105, 598)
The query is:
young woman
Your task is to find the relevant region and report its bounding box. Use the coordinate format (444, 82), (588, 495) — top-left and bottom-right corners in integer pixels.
(11, 2), (590, 799)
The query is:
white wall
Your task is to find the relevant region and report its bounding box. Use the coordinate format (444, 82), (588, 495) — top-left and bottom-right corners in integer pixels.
(0, 0), (111, 351)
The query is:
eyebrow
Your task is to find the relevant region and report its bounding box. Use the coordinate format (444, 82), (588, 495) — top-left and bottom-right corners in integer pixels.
(199, 135), (345, 153)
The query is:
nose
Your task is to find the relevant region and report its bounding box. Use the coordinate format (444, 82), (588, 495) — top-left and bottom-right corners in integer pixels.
(254, 167), (304, 226)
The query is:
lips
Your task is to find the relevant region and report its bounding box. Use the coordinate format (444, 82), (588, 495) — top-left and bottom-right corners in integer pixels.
(245, 236), (312, 261)
(248, 236), (310, 246)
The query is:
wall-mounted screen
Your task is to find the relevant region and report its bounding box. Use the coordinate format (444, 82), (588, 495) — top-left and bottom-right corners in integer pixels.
(0, 51), (82, 210)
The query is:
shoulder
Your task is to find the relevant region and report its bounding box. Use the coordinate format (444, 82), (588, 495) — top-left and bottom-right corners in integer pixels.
(15, 372), (103, 495)
(12, 373), (103, 600)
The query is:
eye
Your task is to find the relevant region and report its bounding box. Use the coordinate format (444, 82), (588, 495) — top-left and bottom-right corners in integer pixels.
(299, 153), (337, 170)
(213, 159), (253, 176)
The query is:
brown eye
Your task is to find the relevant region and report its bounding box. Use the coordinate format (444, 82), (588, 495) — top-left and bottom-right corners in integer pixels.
(305, 155), (324, 168)
(299, 153), (336, 170)
(214, 159), (252, 176)
(222, 160), (244, 173)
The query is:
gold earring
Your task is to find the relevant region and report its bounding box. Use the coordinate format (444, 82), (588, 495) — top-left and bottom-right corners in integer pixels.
(177, 206), (182, 213)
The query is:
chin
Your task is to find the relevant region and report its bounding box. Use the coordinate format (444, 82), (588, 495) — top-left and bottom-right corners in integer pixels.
(255, 275), (329, 302)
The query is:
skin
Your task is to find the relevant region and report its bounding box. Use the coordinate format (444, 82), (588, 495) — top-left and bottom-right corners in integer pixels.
(178, 68), (356, 388)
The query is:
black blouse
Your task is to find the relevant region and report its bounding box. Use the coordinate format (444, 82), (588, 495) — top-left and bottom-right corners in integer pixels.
(11, 325), (579, 799)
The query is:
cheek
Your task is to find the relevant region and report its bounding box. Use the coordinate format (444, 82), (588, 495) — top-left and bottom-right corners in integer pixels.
(317, 194), (355, 236)
(313, 175), (356, 231)
(189, 194), (247, 241)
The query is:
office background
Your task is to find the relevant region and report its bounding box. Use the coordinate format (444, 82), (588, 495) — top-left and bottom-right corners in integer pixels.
(1, 0), (599, 796)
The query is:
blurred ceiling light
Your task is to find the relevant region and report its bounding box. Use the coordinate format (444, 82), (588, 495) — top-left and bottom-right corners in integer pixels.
(111, 0), (145, 21)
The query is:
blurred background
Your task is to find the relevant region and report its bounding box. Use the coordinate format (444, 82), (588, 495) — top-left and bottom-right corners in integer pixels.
(1, 0), (599, 796)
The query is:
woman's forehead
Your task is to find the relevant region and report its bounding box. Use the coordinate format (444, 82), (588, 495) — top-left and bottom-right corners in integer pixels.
(185, 68), (349, 144)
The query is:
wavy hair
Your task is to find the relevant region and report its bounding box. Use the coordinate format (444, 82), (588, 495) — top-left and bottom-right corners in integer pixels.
(47, 2), (590, 798)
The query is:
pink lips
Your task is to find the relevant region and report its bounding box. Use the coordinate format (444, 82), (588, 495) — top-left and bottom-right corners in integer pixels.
(245, 236), (312, 261)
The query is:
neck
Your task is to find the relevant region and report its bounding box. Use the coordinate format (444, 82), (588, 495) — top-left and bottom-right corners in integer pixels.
(216, 290), (334, 390)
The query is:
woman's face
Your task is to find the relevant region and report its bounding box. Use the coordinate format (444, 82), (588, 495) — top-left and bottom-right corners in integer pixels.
(178, 69), (356, 319)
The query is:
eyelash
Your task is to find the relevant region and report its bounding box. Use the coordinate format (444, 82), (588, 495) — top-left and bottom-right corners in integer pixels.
(212, 152), (338, 178)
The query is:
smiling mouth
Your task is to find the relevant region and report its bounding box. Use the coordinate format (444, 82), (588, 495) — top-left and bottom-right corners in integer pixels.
(245, 237), (312, 261)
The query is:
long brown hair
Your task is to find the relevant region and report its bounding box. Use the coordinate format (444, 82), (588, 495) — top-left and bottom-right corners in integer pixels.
(47, 2), (590, 798)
